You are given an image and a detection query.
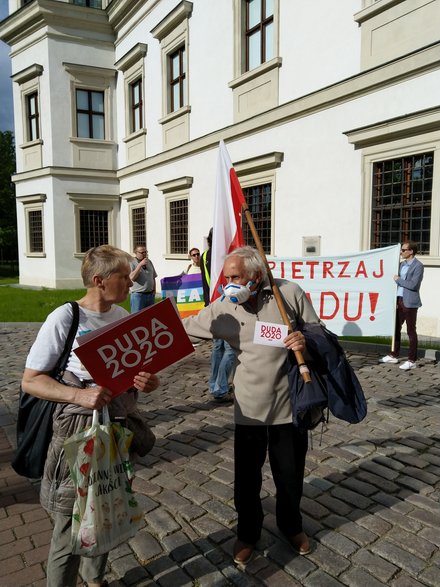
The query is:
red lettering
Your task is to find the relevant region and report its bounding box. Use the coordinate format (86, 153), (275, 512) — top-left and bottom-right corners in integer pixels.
(354, 261), (368, 278)
(337, 261), (350, 278)
(291, 262), (304, 279)
(323, 262), (334, 278)
(280, 261), (285, 279)
(372, 259), (384, 278)
(320, 292), (339, 320)
(268, 261), (276, 272)
(343, 292), (363, 321)
(305, 261), (319, 279)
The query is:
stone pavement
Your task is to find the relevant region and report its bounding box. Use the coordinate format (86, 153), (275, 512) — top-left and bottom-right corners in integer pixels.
(1, 323), (440, 587)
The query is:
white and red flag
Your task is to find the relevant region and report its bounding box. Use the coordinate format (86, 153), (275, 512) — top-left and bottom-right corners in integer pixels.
(210, 140), (246, 302)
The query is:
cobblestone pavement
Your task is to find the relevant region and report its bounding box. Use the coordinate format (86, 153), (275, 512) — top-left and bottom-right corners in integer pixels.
(1, 323), (440, 587)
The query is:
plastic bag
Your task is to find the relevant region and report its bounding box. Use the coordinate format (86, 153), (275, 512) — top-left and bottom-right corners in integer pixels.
(64, 406), (142, 557)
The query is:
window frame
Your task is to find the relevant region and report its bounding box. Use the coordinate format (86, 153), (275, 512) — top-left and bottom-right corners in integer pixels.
(151, 1), (192, 149)
(76, 88), (105, 140)
(345, 107), (440, 261)
(168, 45), (186, 113)
(129, 77), (143, 133)
(245, 0), (274, 72)
(19, 194), (47, 258)
(26, 91), (40, 142)
(68, 193), (118, 256)
(370, 152), (433, 254)
(155, 176), (193, 258)
(234, 151), (283, 256)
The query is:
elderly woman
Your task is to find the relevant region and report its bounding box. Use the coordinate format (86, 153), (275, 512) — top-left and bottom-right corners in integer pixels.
(21, 245), (159, 587)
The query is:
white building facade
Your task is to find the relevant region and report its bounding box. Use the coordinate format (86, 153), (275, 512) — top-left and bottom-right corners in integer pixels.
(1, 0), (439, 336)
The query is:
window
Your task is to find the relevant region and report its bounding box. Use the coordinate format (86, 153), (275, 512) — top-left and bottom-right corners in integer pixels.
(169, 46), (186, 113)
(19, 194), (46, 256)
(132, 206), (146, 250)
(151, 1), (192, 149)
(79, 209), (108, 252)
(28, 209), (44, 253)
(26, 91), (39, 141)
(230, 0), (280, 122)
(245, 0), (274, 71)
(169, 198), (188, 254)
(130, 78), (143, 133)
(73, 0), (102, 7)
(76, 89), (105, 139)
(371, 153), (433, 254)
(243, 183), (272, 253)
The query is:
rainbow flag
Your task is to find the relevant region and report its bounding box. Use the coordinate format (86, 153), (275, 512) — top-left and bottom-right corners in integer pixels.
(160, 273), (204, 318)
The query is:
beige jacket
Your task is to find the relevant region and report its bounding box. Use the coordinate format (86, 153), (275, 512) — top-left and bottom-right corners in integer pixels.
(183, 278), (319, 426)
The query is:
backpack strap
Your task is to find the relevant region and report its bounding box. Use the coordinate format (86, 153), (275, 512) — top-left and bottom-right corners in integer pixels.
(51, 301), (80, 378)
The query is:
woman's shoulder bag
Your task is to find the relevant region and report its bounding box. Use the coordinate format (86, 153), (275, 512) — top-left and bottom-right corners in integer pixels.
(11, 301), (80, 478)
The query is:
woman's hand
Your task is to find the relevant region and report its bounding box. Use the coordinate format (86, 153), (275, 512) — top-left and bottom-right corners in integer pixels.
(73, 386), (113, 410)
(133, 372), (160, 394)
(283, 330), (305, 352)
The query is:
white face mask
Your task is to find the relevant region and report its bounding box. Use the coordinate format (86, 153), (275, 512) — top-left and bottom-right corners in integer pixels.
(222, 281), (255, 304)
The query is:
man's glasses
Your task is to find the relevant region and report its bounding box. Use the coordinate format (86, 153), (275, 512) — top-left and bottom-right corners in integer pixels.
(191, 253), (200, 257)
(401, 248), (410, 252)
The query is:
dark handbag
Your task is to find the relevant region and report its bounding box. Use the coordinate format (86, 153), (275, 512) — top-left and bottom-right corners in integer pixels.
(11, 301), (80, 478)
(288, 321), (367, 430)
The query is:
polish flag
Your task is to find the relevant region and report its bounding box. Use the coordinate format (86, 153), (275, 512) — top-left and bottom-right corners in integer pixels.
(210, 140), (246, 302)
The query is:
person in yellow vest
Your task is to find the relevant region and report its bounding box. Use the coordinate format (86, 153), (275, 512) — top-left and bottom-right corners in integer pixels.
(200, 229), (234, 402)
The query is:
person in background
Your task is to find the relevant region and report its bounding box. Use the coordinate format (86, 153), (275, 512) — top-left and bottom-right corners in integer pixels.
(185, 247), (201, 274)
(380, 240), (424, 370)
(200, 228), (235, 403)
(129, 245), (157, 313)
(183, 246), (319, 564)
(21, 245), (160, 587)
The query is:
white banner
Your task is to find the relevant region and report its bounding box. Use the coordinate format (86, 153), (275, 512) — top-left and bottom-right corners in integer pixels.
(267, 245), (400, 336)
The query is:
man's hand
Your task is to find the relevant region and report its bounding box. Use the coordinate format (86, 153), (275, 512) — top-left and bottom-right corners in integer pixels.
(283, 331), (305, 352)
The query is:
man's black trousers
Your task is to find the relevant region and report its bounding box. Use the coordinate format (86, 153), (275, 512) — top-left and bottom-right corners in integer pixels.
(234, 422), (308, 545)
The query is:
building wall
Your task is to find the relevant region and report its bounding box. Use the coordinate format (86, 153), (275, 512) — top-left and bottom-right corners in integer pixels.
(1, 0), (440, 335)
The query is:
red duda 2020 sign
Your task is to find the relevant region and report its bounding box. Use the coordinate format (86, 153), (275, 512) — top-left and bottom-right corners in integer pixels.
(74, 297), (194, 397)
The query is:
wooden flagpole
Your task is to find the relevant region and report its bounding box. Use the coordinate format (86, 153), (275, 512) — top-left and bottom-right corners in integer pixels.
(242, 206), (311, 383)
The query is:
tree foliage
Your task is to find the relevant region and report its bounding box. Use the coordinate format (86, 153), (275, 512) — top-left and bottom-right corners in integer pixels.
(0, 131), (17, 258)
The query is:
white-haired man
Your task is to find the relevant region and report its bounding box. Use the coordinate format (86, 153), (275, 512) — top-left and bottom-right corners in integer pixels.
(183, 246), (320, 564)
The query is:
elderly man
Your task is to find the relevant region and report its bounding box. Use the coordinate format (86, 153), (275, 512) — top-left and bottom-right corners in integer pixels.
(183, 246), (320, 564)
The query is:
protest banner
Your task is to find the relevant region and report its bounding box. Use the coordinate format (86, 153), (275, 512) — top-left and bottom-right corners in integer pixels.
(268, 244), (400, 336)
(74, 297), (194, 396)
(161, 273), (205, 318)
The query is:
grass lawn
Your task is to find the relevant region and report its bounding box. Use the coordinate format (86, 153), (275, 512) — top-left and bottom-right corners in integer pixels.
(0, 285), (130, 322)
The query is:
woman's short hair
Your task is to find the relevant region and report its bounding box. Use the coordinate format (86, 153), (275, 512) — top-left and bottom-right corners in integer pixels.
(225, 246), (267, 281)
(81, 245), (132, 287)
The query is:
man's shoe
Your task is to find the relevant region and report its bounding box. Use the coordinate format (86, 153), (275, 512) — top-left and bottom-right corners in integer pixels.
(213, 390), (234, 403)
(379, 355), (399, 364)
(233, 539), (255, 564)
(287, 531), (312, 555)
(399, 360), (416, 370)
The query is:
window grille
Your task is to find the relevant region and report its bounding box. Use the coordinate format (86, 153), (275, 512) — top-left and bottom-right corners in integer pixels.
(132, 206), (146, 250)
(243, 183), (272, 253)
(28, 210), (43, 253)
(79, 210), (108, 252)
(169, 199), (188, 254)
(371, 152), (433, 254)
